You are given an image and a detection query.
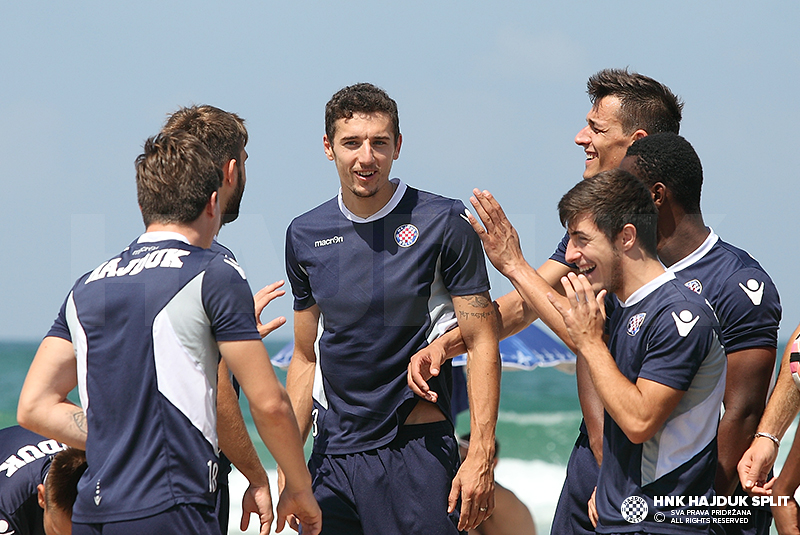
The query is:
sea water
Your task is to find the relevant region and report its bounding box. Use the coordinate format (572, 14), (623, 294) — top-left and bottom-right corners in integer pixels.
(2, 340), (792, 534)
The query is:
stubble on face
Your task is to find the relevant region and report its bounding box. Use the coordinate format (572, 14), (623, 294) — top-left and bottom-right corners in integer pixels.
(326, 112), (401, 217)
(577, 96), (636, 179)
(221, 165), (244, 225)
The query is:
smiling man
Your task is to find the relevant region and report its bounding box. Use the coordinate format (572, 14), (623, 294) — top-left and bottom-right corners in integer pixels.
(550, 169), (726, 534)
(574, 69), (682, 179)
(622, 134), (781, 535)
(284, 83), (500, 534)
(406, 69), (684, 535)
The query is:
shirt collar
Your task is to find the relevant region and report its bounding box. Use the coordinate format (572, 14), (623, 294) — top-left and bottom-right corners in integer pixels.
(618, 269), (676, 308)
(137, 231), (191, 245)
(666, 228), (718, 273)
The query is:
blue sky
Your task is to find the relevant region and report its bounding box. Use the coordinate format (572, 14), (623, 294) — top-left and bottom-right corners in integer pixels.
(2, 1), (798, 342)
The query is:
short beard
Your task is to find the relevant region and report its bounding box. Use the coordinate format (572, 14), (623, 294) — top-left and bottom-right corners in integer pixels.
(349, 185), (378, 199)
(221, 167), (245, 225)
(604, 245), (624, 297)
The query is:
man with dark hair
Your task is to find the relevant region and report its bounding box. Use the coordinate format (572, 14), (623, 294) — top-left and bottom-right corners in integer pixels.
(162, 104), (286, 534)
(162, 105), (248, 226)
(285, 82), (501, 534)
(547, 169), (725, 534)
(0, 425), (86, 535)
(579, 68), (683, 173)
(407, 68), (683, 535)
(621, 133), (781, 535)
(18, 131), (321, 535)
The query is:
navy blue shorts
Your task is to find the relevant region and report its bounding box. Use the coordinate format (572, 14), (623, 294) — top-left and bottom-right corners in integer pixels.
(72, 504), (219, 535)
(216, 479), (230, 534)
(551, 431), (598, 535)
(309, 420), (464, 535)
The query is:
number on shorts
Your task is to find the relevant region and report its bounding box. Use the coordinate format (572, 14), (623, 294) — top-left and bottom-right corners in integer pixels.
(207, 460), (219, 492)
(312, 408), (319, 438)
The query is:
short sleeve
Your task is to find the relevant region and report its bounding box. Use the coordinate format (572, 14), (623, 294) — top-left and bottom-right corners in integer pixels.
(202, 256), (260, 342)
(439, 200), (490, 297)
(714, 268), (781, 353)
(638, 302), (721, 391)
(45, 292), (73, 342)
(285, 222), (316, 310)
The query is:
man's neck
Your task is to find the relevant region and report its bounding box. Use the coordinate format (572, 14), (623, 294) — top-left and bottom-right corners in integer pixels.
(341, 180), (398, 219)
(617, 256), (668, 303)
(657, 213), (709, 267)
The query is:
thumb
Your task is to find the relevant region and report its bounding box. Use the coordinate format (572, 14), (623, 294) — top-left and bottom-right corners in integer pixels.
(448, 478), (461, 513)
(430, 353), (444, 376)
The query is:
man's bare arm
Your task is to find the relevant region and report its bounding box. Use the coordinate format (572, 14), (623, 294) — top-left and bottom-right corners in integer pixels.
(469, 189), (605, 462)
(218, 360), (269, 485)
(219, 338), (321, 535)
(715, 347), (776, 496)
(449, 291), (501, 532)
(217, 360), (275, 534)
(770, 423), (800, 534)
(407, 289), (533, 402)
(550, 272), (685, 443)
(17, 336), (87, 449)
(739, 322), (800, 494)
(285, 305), (320, 444)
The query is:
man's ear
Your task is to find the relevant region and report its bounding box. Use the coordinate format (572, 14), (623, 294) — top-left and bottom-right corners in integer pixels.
(651, 182), (667, 208)
(323, 135), (335, 161)
(37, 483), (46, 510)
(632, 129), (648, 142)
(620, 223), (638, 251)
(393, 133), (403, 160)
(206, 191), (219, 218)
(223, 158), (238, 187)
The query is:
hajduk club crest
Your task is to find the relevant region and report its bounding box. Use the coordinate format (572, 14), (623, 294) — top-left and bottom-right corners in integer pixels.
(684, 279), (703, 294)
(395, 224), (419, 248)
(627, 313), (647, 336)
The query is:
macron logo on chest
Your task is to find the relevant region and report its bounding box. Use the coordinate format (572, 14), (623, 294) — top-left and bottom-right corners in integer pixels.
(314, 236), (344, 248)
(85, 248), (191, 284)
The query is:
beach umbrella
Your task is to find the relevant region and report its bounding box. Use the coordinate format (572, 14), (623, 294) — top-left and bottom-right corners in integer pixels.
(269, 322), (575, 373)
(453, 322), (575, 373)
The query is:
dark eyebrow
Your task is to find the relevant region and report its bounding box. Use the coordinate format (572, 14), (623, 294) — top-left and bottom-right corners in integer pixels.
(568, 228), (588, 239)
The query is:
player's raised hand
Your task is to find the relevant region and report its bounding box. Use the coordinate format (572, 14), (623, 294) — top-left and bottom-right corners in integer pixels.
(468, 189), (527, 276)
(548, 272), (606, 351)
(254, 280), (287, 339)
